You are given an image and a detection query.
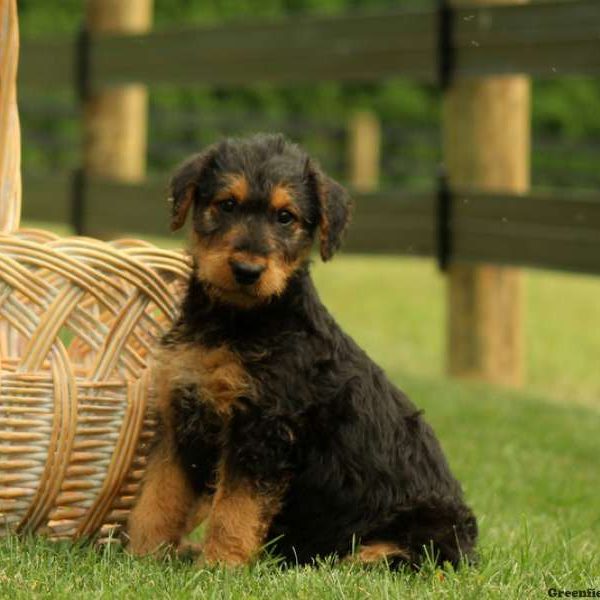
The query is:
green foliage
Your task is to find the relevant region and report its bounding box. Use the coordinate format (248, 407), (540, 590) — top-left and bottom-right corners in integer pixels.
(17, 0), (82, 36)
(18, 0), (431, 32)
(16, 0), (600, 185)
(534, 79), (600, 139)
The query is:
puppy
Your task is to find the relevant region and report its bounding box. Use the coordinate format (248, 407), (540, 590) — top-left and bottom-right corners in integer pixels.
(126, 133), (477, 568)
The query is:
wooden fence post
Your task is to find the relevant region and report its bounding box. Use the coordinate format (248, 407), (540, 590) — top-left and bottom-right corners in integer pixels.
(443, 0), (530, 386)
(84, 0), (153, 229)
(348, 110), (381, 192)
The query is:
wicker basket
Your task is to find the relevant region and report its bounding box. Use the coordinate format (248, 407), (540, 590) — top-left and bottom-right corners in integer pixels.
(0, 0), (189, 541)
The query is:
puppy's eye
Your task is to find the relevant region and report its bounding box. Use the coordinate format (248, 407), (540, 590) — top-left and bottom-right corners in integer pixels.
(277, 209), (296, 225)
(218, 198), (237, 213)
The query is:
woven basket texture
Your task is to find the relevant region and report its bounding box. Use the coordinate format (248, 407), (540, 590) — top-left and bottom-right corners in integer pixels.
(0, 0), (190, 541)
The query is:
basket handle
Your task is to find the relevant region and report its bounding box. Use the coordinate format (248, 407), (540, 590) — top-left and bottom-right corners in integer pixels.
(0, 0), (22, 233)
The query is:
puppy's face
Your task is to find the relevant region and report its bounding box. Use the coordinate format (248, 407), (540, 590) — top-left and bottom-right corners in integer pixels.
(169, 135), (351, 308)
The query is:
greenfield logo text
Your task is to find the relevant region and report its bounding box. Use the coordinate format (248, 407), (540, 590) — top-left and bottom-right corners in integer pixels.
(548, 590), (600, 598)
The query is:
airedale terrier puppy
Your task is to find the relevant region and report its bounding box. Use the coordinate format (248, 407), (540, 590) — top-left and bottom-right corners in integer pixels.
(126, 133), (477, 568)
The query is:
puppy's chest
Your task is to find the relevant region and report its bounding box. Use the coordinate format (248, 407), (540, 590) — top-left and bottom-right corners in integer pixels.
(156, 335), (321, 429)
(156, 342), (253, 421)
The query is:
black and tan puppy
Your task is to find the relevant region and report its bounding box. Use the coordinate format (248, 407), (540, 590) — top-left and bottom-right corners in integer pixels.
(126, 133), (477, 568)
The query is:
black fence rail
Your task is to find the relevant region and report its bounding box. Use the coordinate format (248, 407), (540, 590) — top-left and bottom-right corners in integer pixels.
(17, 0), (600, 275)
(19, 1), (600, 89)
(20, 174), (600, 275)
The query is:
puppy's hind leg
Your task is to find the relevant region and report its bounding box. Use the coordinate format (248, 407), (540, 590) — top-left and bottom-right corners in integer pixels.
(388, 499), (478, 569)
(345, 541), (411, 566)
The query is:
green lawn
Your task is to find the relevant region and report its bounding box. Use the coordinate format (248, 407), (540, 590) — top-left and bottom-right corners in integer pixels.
(2, 249), (599, 598)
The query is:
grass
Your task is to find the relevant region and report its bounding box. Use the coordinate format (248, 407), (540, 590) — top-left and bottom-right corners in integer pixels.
(4, 237), (600, 598)
(1, 376), (598, 598)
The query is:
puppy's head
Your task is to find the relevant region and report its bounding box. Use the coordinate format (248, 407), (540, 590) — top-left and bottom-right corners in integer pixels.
(169, 134), (351, 308)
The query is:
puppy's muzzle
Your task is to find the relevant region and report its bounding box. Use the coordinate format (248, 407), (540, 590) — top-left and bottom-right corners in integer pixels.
(230, 260), (266, 285)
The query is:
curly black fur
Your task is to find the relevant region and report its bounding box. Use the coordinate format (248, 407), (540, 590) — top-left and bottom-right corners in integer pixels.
(162, 133), (477, 568)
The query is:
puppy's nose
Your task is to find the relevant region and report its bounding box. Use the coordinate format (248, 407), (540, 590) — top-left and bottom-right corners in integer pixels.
(230, 260), (265, 285)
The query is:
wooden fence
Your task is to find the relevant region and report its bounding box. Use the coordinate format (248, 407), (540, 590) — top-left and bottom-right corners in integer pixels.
(19, 1), (600, 87)
(14, 0), (600, 386)
(17, 0), (600, 275)
(19, 173), (600, 276)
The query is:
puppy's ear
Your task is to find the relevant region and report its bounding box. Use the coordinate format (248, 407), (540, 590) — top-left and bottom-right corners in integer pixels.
(305, 159), (352, 261)
(169, 147), (217, 231)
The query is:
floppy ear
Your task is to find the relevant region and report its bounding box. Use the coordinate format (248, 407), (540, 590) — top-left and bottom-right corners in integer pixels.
(305, 160), (352, 261)
(168, 147), (217, 231)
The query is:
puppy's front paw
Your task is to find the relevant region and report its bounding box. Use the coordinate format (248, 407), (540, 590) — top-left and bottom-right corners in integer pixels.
(126, 537), (175, 558)
(196, 546), (250, 568)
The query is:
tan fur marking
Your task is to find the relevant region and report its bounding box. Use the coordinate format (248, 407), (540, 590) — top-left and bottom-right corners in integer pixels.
(171, 186), (194, 231)
(155, 343), (253, 418)
(348, 542), (410, 564)
(270, 184), (296, 212)
(255, 246), (311, 300)
(191, 233), (260, 308)
(215, 173), (249, 203)
(201, 469), (283, 566)
(230, 250), (268, 273)
(191, 230), (307, 309)
(127, 446), (196, 556)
